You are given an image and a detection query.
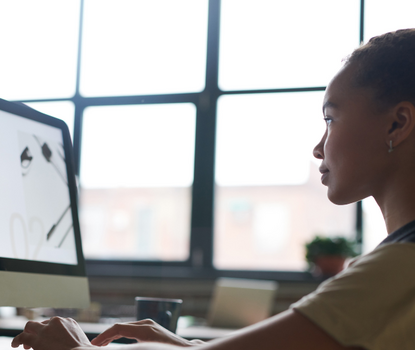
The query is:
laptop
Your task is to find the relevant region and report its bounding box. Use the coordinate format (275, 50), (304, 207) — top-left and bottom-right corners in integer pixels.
(207, 278), (278, 329)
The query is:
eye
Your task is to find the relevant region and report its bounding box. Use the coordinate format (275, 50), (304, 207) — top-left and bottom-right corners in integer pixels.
(323, 117), (332, 126)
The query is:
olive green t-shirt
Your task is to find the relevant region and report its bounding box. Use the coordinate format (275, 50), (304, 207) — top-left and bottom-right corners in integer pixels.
(291, 240), (415, 349)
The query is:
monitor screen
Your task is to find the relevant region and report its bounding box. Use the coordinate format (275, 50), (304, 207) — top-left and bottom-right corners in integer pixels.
(0, 98), (89, 308)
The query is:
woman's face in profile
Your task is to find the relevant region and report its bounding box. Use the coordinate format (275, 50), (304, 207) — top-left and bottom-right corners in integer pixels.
(313, 63), (390, 205)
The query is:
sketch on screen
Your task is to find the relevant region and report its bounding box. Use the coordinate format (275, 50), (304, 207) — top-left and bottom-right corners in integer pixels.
(9, 131), (74, 261)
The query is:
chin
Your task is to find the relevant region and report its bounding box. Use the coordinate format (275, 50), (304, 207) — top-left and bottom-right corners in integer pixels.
(327, 189), (359, 206)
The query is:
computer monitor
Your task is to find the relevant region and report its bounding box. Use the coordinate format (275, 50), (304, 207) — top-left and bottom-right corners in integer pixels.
(0, 98), (90, 309)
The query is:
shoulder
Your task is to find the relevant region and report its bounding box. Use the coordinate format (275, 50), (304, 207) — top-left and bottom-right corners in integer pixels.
(291, 243), (415, 349)
(350, 241), (415, 270)
(294, 242), (415, 309)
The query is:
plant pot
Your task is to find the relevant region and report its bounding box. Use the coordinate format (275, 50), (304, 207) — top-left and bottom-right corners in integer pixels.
(313, 255), (346, 277)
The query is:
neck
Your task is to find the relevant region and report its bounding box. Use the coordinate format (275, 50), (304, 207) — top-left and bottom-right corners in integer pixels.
(375, 171), (415, 234)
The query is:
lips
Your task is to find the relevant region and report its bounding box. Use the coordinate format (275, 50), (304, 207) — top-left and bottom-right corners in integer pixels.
(319, 166), (329, 184)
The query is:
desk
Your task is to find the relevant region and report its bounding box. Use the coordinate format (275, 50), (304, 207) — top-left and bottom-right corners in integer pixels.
(0, 336), (13, 350)
(0, 317), (236, 343)
(0, 336), (133, 350)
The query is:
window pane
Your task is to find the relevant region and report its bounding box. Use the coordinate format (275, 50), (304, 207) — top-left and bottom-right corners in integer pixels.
(362, 197), (387, 253)
(79, 104), (196, 261)
(0, 1), (80, 100)
(25, 101), (75, 139)
(214, 93), (355, 270)
(80, 0), (208, 97)
(219, 0), (360, 91)
(365, 0), (415, 41)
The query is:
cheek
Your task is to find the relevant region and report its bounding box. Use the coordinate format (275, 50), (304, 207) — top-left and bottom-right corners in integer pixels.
(325, 125), (376, 164)
(326, 126), (384, 187)
(323, 130), (347, 163)
(324, 130), (365, 185)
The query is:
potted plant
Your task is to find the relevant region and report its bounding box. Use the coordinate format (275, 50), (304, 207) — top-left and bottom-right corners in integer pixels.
(305, 236), (358, 277)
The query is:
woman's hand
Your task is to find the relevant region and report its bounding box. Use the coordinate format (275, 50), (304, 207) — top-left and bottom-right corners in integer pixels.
(91, 319), (204, 347)
(11, 317), (95, 350)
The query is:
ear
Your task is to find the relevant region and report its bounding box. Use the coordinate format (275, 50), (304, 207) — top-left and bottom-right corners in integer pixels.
(386, 101), (415, 149)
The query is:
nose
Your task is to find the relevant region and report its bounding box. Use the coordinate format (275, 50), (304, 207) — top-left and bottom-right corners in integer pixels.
(313, 130), (326, 160)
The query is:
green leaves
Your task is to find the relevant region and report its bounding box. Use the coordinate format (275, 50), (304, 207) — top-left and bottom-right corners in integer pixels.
(305, 236), (358, 263)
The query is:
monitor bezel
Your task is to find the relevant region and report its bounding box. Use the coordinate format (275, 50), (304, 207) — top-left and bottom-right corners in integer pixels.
(0, 97), (87, 277)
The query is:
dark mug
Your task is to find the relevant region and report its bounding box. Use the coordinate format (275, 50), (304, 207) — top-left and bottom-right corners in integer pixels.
(135, 297), (182, 333)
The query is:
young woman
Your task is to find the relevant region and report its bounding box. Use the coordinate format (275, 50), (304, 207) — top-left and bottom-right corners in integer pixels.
(12, 29), (415, 350)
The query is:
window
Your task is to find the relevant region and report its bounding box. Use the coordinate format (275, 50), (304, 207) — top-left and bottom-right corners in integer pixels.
(80, 104), (196, 261)
(1, 0), (412, 279)
(80, 0), (208, 96)
(218, 0), (359, 90)
(214, 92), (355, 271)
(0, 0), (79, 100)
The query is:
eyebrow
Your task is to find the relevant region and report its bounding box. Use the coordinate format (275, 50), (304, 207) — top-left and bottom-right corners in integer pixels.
(322, 101), (338, 114)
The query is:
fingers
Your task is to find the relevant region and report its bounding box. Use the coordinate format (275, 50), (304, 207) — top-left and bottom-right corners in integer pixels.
(91, 323), (137, 346)
(12, 319), (51, 349)
(91, 320), (159, 346)
(91, 319), (190, 348)
(12, 317), (91, 350)
(24, 321), (46, 335)
(11, 332), (37, 349)
(90, 326), (116, 345)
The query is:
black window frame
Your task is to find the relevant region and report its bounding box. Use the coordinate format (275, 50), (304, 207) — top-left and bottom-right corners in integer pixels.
(14, 0), (366, 282)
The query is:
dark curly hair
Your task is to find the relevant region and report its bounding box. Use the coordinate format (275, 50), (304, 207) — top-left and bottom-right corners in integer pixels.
(345, 28), (415, 110)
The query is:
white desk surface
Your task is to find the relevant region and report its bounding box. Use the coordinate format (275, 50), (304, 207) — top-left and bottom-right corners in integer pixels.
(0, 337), (12, 350)
(0, 336), (136, 350)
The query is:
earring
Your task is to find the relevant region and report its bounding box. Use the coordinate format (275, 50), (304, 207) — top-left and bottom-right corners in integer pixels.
(389, 140), (394, 153)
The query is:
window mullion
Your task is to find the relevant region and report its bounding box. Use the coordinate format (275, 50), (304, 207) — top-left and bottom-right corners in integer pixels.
(189, 0), (221, 269)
